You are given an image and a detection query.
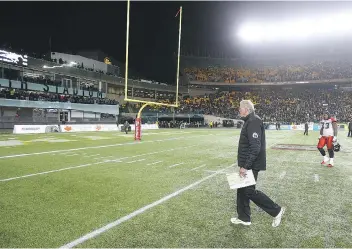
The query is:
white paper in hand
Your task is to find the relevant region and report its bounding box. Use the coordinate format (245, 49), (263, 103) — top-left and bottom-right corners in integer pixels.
(226, 170), (256, 189)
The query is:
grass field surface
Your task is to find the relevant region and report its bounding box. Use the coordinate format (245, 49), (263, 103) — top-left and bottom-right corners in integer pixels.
(0, 129), (351, 248)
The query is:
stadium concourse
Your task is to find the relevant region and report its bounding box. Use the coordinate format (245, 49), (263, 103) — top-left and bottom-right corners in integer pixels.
(0, 87), (118, 105)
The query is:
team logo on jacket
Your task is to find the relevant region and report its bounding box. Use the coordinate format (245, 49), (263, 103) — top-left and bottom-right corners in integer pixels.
(252, 132), (258, 138)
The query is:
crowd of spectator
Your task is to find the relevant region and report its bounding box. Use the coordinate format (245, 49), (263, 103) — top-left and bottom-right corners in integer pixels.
(184, 60), (352, 83)
(124, 87), (352, 123)
(156, 120), (206, 128)
(129, 89), (177, 101)
(157, 120), (183, 128)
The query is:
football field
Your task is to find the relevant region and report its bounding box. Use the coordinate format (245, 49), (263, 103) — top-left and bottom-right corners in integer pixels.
(0, 128), (351, 248)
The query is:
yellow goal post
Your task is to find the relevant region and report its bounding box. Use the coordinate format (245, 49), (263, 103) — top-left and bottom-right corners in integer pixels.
(124, 0), (183, 113)
(123, 0), (183, 139)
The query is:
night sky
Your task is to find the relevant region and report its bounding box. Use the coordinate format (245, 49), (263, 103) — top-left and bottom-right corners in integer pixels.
(1, 1), (352, 84)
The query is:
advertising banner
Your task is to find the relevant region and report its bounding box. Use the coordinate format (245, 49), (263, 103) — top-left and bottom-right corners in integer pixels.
(134, 118), (141, 140)
(13, 123), (158, 134)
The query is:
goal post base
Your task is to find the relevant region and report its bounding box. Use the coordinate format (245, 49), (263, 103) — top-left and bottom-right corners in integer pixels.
(134, 102), (150, 141)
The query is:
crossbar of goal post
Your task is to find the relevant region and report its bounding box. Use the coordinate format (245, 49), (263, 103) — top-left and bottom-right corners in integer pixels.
(123, 0), (183, 141)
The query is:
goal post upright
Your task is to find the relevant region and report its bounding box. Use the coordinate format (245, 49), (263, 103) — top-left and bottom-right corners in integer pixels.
(175, 6), (182, 107)
(124, 0), (131, 102)
(124, 0), (183, 140)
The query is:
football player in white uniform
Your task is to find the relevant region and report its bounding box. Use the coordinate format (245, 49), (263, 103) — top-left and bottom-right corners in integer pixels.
(317, 112), (338, 167)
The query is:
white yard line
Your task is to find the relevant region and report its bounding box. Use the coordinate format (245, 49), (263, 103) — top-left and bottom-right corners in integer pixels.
(147, 161), (163, 166)
(0, 135), (205, 160)
(0, 135), (284, 182)
(168, 162), (185, 168)
(126, 159), (145, 164)
(60, 164), (234, 249)
(0, 162), (103, 182)
(189, 164), (207, 171)
(0, 145), (198, 182)
(83, 154), (101, 158)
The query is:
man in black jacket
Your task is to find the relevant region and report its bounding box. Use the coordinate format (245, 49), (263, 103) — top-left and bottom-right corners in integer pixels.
(348, 120), (352, 137)
(231, 100), (285, 227)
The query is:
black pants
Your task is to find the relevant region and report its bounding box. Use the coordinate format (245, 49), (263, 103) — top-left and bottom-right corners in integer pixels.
(348, 129), (352, 137)
(236, 170), (281, 222)
(304, 129), (308, 135)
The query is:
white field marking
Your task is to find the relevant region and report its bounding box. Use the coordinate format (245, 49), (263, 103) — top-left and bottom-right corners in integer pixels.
(126, 159), (145, 164)
(0, 135), (202, 160)
(60, 164), (234, 249)
(314, 174), (320, 182)
(147, 161), (163, 166)
(61, 152), (76, 155)
(83, 154), (101, 158)
(279, 171), (287, 179)
(168, 162), (185, 168)
(0, 145), (198, 182)
(0, 162), (103, 182)
(190, 164), (207, 171)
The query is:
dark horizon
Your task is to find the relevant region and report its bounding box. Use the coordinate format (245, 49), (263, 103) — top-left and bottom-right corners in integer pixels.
(2, 1), (352, 84)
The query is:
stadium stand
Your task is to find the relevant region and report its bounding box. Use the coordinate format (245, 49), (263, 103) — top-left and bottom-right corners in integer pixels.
(125, 87), (352, 123)
(2, 46), (352, 127)
(183, 58), (352, 83)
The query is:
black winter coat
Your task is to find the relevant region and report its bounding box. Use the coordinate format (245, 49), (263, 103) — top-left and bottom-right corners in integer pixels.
(237, 112), (266, 171)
